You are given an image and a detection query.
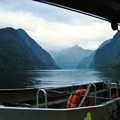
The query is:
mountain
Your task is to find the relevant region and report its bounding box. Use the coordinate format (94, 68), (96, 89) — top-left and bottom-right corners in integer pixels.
(77, 39), (111, 68)
(0, 27), (59, 71)
(17, 28), (59, 69)
(91, 31), (120, 68)
(54, 45), (94, 69)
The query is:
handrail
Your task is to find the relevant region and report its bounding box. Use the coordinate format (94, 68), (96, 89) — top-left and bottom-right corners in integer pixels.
(36, 89), (48, 108)
(108, 79), (119, 98)
(91, 83), (96, 105)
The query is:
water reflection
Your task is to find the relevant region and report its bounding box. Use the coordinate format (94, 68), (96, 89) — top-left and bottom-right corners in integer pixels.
(95, 69), (120, 81)
(0, 71), (33, 88)
(0, 69), (120, 89)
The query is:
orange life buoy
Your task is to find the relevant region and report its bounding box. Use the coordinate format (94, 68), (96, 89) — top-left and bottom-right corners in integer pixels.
(66, 89), (93, 108)
(66, 94), (74, 108)
(111, 94), (116, 99)
(82, 92), (94, 107)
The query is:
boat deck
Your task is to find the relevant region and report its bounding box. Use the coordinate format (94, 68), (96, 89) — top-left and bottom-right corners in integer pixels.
(0, 81), (118, 108)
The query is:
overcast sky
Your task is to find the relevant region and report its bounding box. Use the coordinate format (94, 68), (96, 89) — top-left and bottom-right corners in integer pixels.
(0, 0), (116, 52)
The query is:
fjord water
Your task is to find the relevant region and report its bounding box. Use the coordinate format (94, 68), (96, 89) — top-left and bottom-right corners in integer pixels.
(0, 69), (120, 89)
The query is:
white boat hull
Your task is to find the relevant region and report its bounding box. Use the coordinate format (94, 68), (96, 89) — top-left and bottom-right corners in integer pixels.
(0, 93), (119, 120)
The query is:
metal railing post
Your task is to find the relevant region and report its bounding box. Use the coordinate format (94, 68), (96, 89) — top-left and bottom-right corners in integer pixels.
(91, 83), (96, 105)
(36, 89), (48, 108)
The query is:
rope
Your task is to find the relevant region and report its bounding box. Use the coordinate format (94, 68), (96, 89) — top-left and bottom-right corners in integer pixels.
(79, 94), (112, 100)
(47, 89), (112, 100)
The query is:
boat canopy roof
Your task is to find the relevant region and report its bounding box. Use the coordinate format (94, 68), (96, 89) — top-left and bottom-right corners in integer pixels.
(34, 0), (120, 30)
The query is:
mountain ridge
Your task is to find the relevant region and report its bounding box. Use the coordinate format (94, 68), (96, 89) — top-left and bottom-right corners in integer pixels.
(53, 45), (94, 69)
(77, 39), (112, 68)
(91, 31), (120, 68)
(17, 28), (59, 69)
(0, 27), (59, 71)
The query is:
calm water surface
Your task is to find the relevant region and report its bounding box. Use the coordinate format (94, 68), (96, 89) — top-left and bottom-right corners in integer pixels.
(0, 69), (120, 89)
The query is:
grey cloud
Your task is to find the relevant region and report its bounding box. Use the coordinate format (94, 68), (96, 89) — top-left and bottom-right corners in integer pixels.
(0, 0), (114, 52)
(0, 0), (101, 24)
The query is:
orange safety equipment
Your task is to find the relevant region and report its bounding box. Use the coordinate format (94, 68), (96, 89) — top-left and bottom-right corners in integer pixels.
(82, 92), (94, 107)
(66, 94), (74, 108)
(111, 94), (116, 99)
(66, 89), (93, 108)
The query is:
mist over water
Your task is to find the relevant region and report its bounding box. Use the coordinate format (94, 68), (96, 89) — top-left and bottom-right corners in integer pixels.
(0, 69), (120, 89)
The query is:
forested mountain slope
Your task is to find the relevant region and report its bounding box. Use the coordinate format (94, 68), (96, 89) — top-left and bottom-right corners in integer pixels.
(91, 32), (120, 68)
(77, 39), (111, 68)
(17, 28), (59, 69)
(0, 27), (59, 71)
